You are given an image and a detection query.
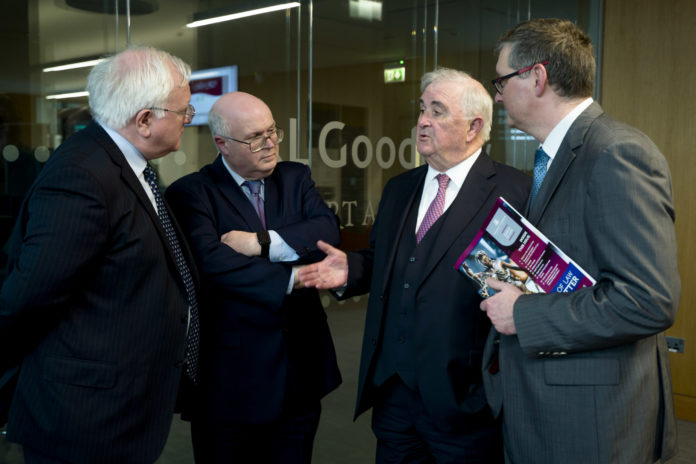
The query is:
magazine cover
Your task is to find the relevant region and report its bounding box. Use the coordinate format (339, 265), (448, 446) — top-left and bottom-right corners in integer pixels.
(454, 197), (596, 298)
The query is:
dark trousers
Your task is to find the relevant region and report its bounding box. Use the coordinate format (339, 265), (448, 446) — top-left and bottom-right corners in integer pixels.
(191, 401), (321, 464)
(22, 446), (71, 464)
(371, 377), (503, 464)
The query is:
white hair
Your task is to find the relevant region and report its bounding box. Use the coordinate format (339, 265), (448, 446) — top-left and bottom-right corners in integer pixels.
(87, 46), (191, 129)
(420, 68), (493, 142)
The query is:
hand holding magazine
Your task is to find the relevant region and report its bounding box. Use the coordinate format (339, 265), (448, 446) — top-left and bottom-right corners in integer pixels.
(454, 197), (595, 298)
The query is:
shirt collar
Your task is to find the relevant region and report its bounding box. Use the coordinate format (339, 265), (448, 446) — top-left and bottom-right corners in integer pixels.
(541, 97), (593, 160)
(220, 154), (264, 188)
(98, 120), (148, 175)
(425, 147), (482, 189)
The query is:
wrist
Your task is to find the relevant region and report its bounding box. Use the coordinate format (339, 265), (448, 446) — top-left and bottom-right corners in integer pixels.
(256, 230), (271, 259)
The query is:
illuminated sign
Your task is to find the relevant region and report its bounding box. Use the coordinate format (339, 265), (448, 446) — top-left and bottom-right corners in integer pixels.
(384, 67), (405, 83)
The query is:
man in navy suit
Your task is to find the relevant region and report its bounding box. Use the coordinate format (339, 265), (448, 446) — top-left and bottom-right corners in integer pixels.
(165, 91), (342, 464)
(0, 46), (198, 463)
(299, 69), (530, 463)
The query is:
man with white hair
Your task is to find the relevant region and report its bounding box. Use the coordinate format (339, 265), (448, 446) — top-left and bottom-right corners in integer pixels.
(299, 69), (530, 463)
(0, 46), (198, 464)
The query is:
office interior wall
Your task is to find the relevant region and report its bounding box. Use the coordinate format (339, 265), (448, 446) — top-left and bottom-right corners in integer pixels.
(602, 0), (696, 420)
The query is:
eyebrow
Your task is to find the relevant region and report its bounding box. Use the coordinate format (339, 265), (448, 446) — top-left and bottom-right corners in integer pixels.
(419, 99), (447, 111)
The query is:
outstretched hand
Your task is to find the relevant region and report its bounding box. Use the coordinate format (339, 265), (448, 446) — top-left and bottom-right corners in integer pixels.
(480, 278), (522, 335)
(296, 240), (348, 289)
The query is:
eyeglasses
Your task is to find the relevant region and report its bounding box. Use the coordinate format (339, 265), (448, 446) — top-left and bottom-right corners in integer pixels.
(491, 61), (549, 94)
(219, 127), (284, 153)
(148, 104), (196, 124)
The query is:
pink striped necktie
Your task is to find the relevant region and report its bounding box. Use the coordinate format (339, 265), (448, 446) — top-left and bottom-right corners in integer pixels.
(416, 173), (450, 243)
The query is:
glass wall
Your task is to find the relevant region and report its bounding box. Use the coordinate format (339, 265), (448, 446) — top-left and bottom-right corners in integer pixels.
(0, 0), (601, 265)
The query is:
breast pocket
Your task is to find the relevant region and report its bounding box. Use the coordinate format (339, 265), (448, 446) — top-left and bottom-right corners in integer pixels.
(43, 356), (117, 389)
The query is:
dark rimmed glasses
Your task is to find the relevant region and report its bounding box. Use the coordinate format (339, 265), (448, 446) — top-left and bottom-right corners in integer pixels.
(148, 104), (196, 124)
(491, 61), (549, 94)
(219, 127), (284, 153)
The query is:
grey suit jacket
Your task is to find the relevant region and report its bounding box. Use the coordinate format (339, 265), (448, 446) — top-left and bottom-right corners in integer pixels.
(483, 102), (679, 464)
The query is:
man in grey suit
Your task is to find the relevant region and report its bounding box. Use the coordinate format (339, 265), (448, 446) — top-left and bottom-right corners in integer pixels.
(481, 18), (679, 464)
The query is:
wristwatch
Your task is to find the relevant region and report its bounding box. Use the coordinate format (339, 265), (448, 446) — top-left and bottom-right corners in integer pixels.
(257, 230), (271, 259)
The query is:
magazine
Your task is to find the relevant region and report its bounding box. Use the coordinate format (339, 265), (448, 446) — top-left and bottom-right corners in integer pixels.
(454, 197), (596, 298)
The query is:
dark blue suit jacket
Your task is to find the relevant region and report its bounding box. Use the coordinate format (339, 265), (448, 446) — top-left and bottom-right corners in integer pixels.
(0, 122), (193, 463)
(343, 152), (530, 431)
(166, 157), (342, 424)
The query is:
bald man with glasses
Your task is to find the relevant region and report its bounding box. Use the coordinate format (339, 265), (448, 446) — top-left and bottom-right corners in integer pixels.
(165, 91), (342, 464)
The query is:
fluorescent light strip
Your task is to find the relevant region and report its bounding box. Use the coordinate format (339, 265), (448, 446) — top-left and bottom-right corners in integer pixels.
(43, 59), (105, 73)
(46, 91), (89, 100)
(187, 2), (300, 28)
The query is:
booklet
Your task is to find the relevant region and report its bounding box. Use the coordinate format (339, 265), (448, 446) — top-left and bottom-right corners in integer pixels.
(454, 197), (596, 298)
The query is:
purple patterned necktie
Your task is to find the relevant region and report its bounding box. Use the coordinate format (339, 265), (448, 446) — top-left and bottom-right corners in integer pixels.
(416, 173), (450, 244)
(243, 180), (266, 229)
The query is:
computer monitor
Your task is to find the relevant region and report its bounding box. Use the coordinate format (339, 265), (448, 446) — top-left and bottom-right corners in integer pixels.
(188, 65), (238, 126)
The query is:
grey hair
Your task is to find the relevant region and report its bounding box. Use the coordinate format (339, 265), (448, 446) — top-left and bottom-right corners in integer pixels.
(208, 105), (229, 141)
(420, 68), (493, 142)
(87, 45), (191, 129)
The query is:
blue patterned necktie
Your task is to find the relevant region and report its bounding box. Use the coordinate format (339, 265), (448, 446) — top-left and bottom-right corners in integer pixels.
(416, 173), (450, 244)
(243, 180), (266, 229)
(143, 165), (199, 384)
(530, 147), (550, 205)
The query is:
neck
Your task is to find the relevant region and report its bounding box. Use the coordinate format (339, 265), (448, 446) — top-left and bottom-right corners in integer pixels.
(531, 96), (589, 142)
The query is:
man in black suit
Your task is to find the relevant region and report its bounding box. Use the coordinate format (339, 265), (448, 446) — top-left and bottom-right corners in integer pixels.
(298, 69), (530, 463)
(0, 46), (198, 463)
(165, 91), (342, 464)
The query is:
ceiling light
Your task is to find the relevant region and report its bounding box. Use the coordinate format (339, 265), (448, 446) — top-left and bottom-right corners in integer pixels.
(187, 2), (301, 28)
(46, 91), (90, 100)
(43, 59), (105, 73)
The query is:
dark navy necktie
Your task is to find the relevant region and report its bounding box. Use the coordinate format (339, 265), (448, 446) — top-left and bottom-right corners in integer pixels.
(530, 147), (550, 205)
(144, 165), (199, 384)
(243, 180), (266, 229)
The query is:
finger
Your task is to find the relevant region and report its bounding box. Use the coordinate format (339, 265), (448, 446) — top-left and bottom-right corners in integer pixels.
(316, 240), (337, 254)
(486, 278), (506, 291)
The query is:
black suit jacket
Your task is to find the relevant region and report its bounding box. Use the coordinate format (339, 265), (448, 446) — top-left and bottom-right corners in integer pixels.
(166, 157), (342, 424)
(344, 152), (530, 431)
(0, 122), (194, 463)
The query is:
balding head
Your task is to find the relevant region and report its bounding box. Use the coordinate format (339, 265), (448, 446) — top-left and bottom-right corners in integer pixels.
(209, 92), (280, 180)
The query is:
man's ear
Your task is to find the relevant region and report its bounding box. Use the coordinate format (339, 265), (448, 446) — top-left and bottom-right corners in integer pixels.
(533, 63), (549, 97)
(134, 109), (153, 137)
(213, 135), (228, 153)
(467, 117), (484, 142)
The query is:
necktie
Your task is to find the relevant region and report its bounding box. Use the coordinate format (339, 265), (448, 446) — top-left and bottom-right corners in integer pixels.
(143, 165), (199, 383)
(530, 147), (550, 205)
(416, 173), (450, 244)
(243, 180), (266, 229)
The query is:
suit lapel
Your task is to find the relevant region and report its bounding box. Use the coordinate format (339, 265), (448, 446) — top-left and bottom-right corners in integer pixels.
(89, 123), (166, 237)
(207, 156), (264, 231)
(417, 153), (497, 284)
(87, 122), (196, 285)
(527, 102), (604, 224)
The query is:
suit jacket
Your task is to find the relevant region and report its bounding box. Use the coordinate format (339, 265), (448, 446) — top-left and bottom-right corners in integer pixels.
(0, 122), (194, 463)
(165, 157), (342, 425)
(343, 151), (530, 431)
(482, 102), (679, 464)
